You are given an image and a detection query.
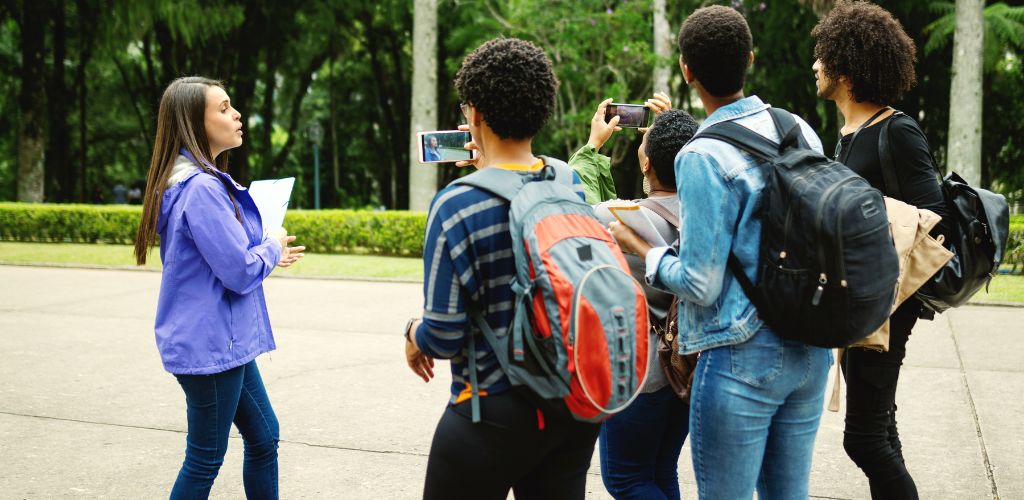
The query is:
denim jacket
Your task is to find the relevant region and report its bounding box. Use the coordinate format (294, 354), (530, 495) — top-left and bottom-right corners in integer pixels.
(645, 96), (823, 354)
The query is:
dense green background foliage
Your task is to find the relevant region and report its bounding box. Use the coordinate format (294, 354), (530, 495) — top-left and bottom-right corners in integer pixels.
(1, 0), (1023, 208)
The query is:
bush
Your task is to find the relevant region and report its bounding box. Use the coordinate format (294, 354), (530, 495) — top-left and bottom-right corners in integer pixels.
(283, 209), (426, 256)
(0, 202), (427, 257)
(0, 203), (141, 244)
(1007, 214), (1024, 273)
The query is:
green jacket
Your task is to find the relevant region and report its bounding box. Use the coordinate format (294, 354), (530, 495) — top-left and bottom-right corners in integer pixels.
(567, 144), (617, 204)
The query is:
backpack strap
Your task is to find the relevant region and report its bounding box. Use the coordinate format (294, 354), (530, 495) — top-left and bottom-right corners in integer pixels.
(451, 167), (529, 201)
(451, 155), (576, 201)
(637, 198), (679, 229)
(692, 107), (803, 162)
(877, 112), (904, 200)
(727, 253), (763, 312)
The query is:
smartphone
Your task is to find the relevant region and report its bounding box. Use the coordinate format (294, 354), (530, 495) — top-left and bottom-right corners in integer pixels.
(605, 103), (651, 129)
(417, 130), (477, 164)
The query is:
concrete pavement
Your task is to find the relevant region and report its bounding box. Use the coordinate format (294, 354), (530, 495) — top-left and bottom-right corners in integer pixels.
(0, 265), (1021, 499)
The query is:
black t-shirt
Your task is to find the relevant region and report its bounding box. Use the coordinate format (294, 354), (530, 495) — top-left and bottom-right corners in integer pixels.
(837, 113), (954, 242)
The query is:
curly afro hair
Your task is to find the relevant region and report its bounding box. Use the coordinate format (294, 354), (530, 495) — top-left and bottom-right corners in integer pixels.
(645, 110), (698, 188)
(677, 6), (752, 97)
(812, 1), (917, 104)
(454, 37), (559, 140)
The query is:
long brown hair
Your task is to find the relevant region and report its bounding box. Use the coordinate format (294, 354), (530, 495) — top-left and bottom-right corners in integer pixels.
(134, 76), (233, 265)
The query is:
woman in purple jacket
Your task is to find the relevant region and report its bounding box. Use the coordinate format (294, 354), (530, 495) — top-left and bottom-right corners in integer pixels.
(134, 76), (303, 499)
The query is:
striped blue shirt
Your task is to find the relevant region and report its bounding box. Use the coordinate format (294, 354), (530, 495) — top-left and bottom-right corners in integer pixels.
(415, 163), (585, 404)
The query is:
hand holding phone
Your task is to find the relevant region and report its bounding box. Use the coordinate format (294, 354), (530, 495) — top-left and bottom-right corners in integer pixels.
(605, 103), (651, 129)
(588, 98), (622, 150)
(452, 124), (481, 169)
(417, 130), (478, 164)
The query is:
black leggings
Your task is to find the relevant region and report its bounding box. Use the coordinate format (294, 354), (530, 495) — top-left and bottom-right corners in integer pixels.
(842, 301), (920, 500)
(422, 391), (600, 500)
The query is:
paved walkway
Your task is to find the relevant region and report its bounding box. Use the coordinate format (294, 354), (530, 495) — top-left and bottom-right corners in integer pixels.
(0, 265), (1021, 499)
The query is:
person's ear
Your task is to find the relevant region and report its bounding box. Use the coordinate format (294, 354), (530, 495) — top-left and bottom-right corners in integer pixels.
(682, 63), (695, 85)
(748, 51), (755, 68)
(470, 107), (483, 128)
(641, 156), (650, 173)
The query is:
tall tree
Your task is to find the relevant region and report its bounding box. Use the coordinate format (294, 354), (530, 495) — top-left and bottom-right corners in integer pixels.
(947, 0), (985, 186)
(46, 2), (73, 201)
(652, 0), (671, 95)
(409, 0), (438, 211)
(16, 0), (46, 202)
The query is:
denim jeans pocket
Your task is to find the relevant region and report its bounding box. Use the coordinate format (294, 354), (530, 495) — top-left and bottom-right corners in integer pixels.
(729, 330), (784, 387)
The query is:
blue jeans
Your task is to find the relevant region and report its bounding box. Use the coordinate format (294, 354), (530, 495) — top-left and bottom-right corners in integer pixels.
(171, 360), (279, 500)
(599, 387), (689, 500)
(689, 328), (831, 500)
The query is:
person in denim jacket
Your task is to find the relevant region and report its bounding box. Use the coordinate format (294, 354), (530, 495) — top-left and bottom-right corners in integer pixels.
(135, 77), (304, 499)
(611, 6), (833, 499)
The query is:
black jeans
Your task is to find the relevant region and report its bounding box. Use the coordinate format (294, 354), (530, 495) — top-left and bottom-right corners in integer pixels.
(422, 391), (600, 500)
(841, 301), (920, 500)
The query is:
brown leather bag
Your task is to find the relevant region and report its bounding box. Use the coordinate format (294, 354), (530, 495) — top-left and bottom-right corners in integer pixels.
(655, 296), (699, 403)
(637, 198), (700, 403)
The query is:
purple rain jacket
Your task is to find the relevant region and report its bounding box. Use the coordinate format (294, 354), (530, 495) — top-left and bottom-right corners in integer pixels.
(153, 149), (282, 375)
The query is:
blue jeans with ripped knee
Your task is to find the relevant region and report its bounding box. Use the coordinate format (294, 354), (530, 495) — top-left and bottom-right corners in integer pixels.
(688, 328), (832, 500)
(171, 360), (279, 500)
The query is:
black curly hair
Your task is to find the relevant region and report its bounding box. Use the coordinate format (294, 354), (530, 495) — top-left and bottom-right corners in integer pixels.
(677, 6), (752, 97)
(454, 37), (559, 140)
(812, 0), (917, 104)
(645, 110), (698, 188)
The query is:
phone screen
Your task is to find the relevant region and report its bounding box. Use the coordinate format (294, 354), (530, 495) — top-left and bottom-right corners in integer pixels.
(418, 131), (475, 163)
(606, 104), (650, 128)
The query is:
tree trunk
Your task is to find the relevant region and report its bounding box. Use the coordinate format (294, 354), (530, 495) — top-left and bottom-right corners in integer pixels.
(75, 0), (95, 202)
(330, 37), (342, 194)
(409, 0), (438, 212)
(652, 0), (671, 96)
(17, 0), (46, 203)
(947, 0), (984, 186)
(47, 2), (72, 202)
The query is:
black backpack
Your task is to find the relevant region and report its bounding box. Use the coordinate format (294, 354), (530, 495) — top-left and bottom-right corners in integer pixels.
(878, 111), (1010, 312)
(694, 108), (899, 348)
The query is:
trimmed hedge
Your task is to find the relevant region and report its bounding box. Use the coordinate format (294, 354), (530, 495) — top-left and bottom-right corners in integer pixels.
(0, 202), (142, 244)
(0, 203), (1020, 261)
(0, 202), (427, 257)
(283, 209), (425, 256)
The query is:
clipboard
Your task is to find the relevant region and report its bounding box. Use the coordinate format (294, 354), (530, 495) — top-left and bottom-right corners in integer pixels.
(607, 204), (669, 247)
(248, 177), (295, 234)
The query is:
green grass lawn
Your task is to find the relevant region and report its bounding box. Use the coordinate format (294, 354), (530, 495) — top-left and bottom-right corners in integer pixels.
(0, 241), (422, 281)
(1, 241), (1021, 303)
(972, 272), (1024, 304)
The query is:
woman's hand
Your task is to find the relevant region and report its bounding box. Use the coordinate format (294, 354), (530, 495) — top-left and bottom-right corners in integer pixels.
(454, 124), (482, 169)
(609, 221), (653, 258)
(404, 319), (435, 382)
(272, 227), (305, 268)
(587, 98), (621, 151)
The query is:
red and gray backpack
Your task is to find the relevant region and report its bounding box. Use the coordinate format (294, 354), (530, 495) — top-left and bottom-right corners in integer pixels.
(452, 158), (650, 424)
